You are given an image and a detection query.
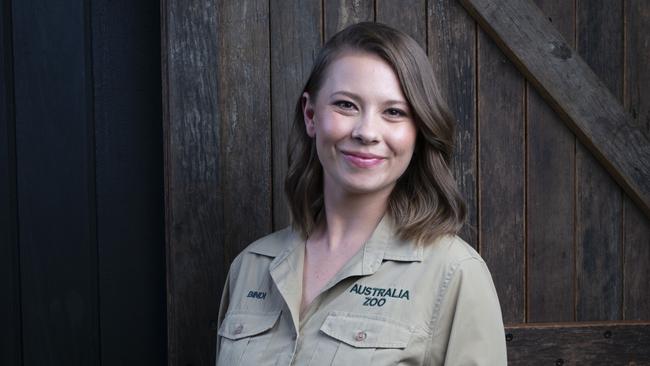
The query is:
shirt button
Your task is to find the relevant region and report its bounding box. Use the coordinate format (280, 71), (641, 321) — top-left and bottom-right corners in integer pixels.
(233, 324), (244, 335)
(354, 331), (367, 342)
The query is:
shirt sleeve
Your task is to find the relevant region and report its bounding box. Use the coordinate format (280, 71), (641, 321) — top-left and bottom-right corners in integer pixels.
(432, 257), (508, 365)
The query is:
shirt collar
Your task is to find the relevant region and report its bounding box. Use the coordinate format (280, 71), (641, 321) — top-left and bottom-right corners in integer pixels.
(364, 214), (423, 266)
(246, 227), (298, 259)
(257, 215), (422, 334)
(246, 214), (423, 265)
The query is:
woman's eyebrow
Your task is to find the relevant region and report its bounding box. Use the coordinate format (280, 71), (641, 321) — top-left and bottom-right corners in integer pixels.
(330, 91), (407, 106)
(329, 90), (360, 100)
(383, 99), (408, 106)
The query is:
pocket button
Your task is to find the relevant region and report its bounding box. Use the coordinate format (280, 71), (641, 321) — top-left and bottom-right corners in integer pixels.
(233, 324), (244, 335)
(354, 331), (367, 342)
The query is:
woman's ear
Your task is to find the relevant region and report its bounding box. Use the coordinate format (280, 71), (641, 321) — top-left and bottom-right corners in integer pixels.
(302, 92), (316, 137)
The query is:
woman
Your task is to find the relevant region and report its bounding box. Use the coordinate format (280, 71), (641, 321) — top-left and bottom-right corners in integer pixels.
(216, 22), (507, 365)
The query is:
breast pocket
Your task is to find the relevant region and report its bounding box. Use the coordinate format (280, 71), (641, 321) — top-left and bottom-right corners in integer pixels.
(216, 310), (281, 366)
(310, 311), (413, 366)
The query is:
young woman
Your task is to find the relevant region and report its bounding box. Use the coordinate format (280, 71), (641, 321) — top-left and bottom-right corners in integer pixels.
(216, 22), (507, 365)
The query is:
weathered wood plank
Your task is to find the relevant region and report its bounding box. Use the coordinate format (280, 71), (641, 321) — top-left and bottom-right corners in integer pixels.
(623, 0), (650, 321)
(623, 201), (650, 321)
(161, 0), (223, 364)
(92, 0), (166, 364)
(13, 0), (99, 363)
(458, 0), (650, 218)
(376, 0), (426, 48)
(477, 29), (526, 324)
(0, 0), (21, 363)
(324, 0), (374, 38)
(217, 0), (272, 259)
(526, 0), (575, 322)
(270, 0), (321, 230)
(427, 0), (478, 248)
(575, 151), (623, 321)
(625, 0), (650, 138)
(575, 0), (623, 321)
(505, 323), (650, 365)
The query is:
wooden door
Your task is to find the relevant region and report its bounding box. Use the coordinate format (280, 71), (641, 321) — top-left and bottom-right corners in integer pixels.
(161, 0), (650, 364)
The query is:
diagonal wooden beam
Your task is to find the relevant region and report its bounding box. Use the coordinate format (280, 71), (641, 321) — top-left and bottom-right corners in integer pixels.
(457, 0), (650, 218)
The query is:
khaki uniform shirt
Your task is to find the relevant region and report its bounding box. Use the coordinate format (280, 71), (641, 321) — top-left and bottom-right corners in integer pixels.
(216, 217), (507, 365)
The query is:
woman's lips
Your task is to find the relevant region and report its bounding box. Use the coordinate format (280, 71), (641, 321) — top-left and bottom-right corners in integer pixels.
(341, 151), (385, 168)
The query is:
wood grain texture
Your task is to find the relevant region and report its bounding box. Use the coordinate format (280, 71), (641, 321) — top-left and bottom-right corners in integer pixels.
(623, 0), (650, 321)
(376, 0), (426, 48)
(625, 0), (650, 138)
(161, 0), (223, 365)
(575, 0), (624, 321)
(478, 29), (526, 324)
(505, 323), (650, 365)
(217, 0), (272, 259)
(0, 0), (21, 363)
(270, 0), (321, 230)
(575, 148), (623, 321)
(623, 200), (650, 321)
(13, 0), (99, 364)
(324, 0), (374, 38)
(159, 0), (649, 363)
(526, 0), (575, 322)
(458, 0), (650, 217)
(92, 0), (166, 364)
(427, 0), (478, 248)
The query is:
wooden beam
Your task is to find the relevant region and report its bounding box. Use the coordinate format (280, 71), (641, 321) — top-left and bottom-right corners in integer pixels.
(457, 0), (650, 218)
(505, 322), (650, 365)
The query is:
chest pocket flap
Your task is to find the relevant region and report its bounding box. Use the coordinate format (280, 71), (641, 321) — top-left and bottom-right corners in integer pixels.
(218, 310), (281, 341)
(320, 311), (412, 349)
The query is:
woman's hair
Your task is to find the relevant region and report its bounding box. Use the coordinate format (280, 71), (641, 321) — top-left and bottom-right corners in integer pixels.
(284, 22), (466, 244)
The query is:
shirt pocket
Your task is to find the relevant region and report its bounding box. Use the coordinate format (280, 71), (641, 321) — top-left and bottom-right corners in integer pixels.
(216, 310), (281, 366)
(310, 311), (413, 366)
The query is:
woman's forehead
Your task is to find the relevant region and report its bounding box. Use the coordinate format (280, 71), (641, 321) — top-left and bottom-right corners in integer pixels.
(318, 51), (407, 103)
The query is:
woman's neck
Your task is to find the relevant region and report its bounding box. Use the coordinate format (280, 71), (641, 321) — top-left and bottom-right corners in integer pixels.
(313, 185), (391, 252)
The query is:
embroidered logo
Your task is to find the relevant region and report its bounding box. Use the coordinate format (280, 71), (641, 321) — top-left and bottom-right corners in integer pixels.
(246, 290), (267, 300)
(349, 283), (410, 307)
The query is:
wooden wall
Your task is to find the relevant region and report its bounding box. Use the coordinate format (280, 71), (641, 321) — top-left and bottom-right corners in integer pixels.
(161, 0), (650, 364)
(1, 0), (166, 364)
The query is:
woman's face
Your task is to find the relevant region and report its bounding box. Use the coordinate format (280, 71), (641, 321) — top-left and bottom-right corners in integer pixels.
(302, 51), (417, 198)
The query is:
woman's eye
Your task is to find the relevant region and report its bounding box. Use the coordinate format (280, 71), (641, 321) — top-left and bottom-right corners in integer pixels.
(386, 108), (407, 117)
(334, 100), (356, 110)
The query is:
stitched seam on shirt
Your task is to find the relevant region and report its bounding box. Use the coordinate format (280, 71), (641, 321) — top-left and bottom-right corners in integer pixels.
(325, 310), (413, 330)
(382, 254), (421, 261)
(426, 256), (476, 335)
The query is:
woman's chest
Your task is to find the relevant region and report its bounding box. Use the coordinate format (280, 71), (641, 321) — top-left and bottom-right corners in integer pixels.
(217, 260), (447, 366)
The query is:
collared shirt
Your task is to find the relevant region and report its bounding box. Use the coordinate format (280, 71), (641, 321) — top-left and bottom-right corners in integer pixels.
(216, 216), (507, 365)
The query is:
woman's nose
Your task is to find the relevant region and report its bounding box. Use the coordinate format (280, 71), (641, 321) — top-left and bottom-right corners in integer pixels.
(351, 113), (380, 144)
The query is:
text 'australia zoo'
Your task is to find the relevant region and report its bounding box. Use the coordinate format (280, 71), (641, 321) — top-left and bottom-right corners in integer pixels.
(349, 283), (410, 307)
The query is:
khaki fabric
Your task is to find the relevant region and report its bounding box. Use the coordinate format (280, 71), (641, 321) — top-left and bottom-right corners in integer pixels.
(216, 216), (507, 365)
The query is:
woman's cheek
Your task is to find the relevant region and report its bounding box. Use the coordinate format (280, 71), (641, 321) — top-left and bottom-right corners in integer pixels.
(320, 114), (350, 140)
(388, 127), (417, 155)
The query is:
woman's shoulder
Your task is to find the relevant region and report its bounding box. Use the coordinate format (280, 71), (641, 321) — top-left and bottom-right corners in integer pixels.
(420, 235), (500, 311)
(422, 234), (484, 266)
(416, 234), (497, 287)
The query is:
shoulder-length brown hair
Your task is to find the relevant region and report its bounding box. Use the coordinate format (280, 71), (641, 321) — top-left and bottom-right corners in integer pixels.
(285, 22), (466, 244)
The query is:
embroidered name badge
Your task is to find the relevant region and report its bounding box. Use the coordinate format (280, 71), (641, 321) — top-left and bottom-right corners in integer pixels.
(349, 283), (410, 307)
(247, 290), (267, 300)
